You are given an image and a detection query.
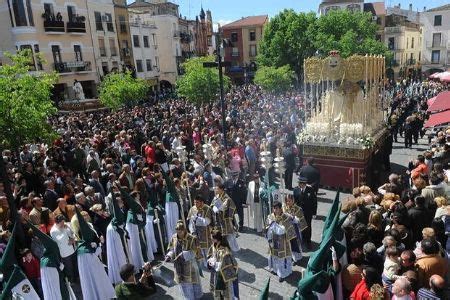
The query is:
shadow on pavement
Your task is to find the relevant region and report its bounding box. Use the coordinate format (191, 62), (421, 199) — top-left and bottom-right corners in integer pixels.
(236, 248), (268, 269)
(238, 267), (256, 284)
(268, 291), (285, 299)
(285, 270), (303, 286)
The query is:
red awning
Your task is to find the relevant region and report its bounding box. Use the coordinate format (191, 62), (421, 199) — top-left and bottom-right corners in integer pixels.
(427, 96), (437, 106)
(424, 110), (450, 128)
(427, 91), (450, 112)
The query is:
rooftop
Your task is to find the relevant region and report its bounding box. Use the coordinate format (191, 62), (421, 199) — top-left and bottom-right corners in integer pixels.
(426, 4), (450, 12)
(320, 0), (363, 4)
(221, 15), (268, 29)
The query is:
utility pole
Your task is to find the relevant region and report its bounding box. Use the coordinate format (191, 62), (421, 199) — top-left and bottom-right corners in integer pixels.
(203, 25), (231, 151)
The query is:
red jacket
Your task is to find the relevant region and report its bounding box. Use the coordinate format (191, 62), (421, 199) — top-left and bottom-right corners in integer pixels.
(21, 256), (40, 279)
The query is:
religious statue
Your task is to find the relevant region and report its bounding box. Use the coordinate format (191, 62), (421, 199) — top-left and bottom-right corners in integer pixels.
(73, 79), (85, 101)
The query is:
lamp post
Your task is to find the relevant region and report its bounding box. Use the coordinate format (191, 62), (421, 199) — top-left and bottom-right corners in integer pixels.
(175, 146), (192, 208)
(260, 149), (272, 220)
(203, 25), (232, 151)
(274, 150), (286, 201)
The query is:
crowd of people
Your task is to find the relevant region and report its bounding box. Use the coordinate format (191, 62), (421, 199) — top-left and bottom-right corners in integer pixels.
(0, 78), (448, 300)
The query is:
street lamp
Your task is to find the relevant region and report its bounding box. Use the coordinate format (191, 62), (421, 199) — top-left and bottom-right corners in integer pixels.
(260, 149), (272, 219)
(175, 146), (192, 208)
(203, 24), (232, 151)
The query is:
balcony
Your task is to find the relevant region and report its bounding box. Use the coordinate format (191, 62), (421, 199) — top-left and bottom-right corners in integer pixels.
(426, 40), (446, 49)
(406, 58), (416, 65)
(173, 30), (180, 38)
(54, 61), (91, 73)
(385, 26), (404, 34)
(387, 44), (404, 51)
(231, 51), (240, 57)
(99, 47), (107, 57)
(67, 21), (86, 33)
(44, 20), (65, 33)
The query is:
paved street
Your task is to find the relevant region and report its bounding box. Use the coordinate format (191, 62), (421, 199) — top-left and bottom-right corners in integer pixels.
(149, 135), (428, 299)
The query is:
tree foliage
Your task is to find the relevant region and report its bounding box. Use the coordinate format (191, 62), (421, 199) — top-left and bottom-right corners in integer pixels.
(0, 50), (58, 150)
(258, 10), (317, 78)
(176, 56), (230, 106)
(258, 10), (391, 78)
(99, 71), (148, 110)
(309, 10), (391, 58)
(254, 65), (294, 93)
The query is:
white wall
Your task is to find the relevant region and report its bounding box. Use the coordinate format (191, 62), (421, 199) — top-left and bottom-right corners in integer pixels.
(420, 9), (450, 71)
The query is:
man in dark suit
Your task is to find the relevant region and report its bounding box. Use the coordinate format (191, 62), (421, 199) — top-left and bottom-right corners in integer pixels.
(89, 170), (106, 198)
(225, 171), (247, 231)
(298, 157), (320, 195)
(43, 179), (59, 211)
(293, 177), (316, 249)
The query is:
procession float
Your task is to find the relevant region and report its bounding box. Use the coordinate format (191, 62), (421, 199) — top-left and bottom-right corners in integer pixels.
(298, 51), (390, 189)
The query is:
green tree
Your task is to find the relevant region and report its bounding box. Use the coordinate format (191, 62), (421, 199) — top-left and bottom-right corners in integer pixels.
(258, 10), (317, 78)
(176, 56), (230, 106)
(0, 50), (58, 151)
(254, 65), (294, 93)
(309, 10), (391, 58)
(99, 71), (148, 110)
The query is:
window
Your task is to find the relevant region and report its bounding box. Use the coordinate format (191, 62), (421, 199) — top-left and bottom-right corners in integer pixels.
(152, 33), (157, 48)
(143, 36), (149, 48)
(432, 33), (441, 47)
(51, 45), (62, 64)
(388, 37), (395, 50)
(249, 45), (257, 57)
(74, 45), (82, 61)
(154, 56), (159, 69)
(25, 0), (33, 26)
(98, 38), (106, 56)
(136, 59), (143, 72)
(249, 31), (256, 41)
(434, 15), (442, 26)
(66, 6), (75, 22)
(325, 6), (340, 14)
(411, 37), (414, 49)
(94, 11), (103, 31)
(106, 13), (114, 32)
(406, 38), (409, 49)
(231, 47), (239, 57)
(20, 45), (35, 70)
(102, 62), (109, 75)
(119, 15), (126, 33)
(12, 0), (28, 26)
(231, 32), (238, 42)
(34, 44), (42, 70)
(431, 50), (440, 63)
(109, 38), (117, 56)
(133, 35), (140, 47)
(146, 59), (152, 71)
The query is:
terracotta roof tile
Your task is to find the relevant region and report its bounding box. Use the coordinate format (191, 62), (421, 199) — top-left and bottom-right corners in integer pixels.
(221, 15), (268, 29)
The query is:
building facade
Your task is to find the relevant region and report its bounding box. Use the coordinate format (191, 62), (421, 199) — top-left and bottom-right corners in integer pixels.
(221, 15), (268, 84)
(0, 0), (98, 102)
(129, 11), (159, 91)
(128, 0), (181, 88)
(86, 0), (121, 78)
(385, 13), (422, 80)
(318, 0), (364, 15)
(420, 4), (450, 74)
(113, 0), (134, 70)
(364, 2), (386, 42)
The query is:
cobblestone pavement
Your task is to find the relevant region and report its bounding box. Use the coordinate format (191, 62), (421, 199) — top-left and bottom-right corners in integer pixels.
(149, 136), (428, 299)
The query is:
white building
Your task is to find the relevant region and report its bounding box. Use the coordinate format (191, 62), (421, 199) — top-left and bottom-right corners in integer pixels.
(86, 0), (121, 77)
(318, 0), (363, 15)
(129, 12), (160, 92)
(420, 4), (450, 74)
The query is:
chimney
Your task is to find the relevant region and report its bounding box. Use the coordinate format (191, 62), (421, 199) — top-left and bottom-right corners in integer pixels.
(409, 4), (412, 11)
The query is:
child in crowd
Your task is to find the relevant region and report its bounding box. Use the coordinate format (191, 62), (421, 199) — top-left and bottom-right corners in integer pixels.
(382, 246), (401, 292)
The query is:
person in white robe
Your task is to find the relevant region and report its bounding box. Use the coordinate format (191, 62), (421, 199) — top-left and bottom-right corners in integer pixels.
(119, 185), (149, 273)
(246, 174), (264, 233)
(266, 201), (294, 282)
(75, 207), (116, 300)
(106, 191), (131, 284)
(162, 169), (180, 242)
(28, 221), (76, 300)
